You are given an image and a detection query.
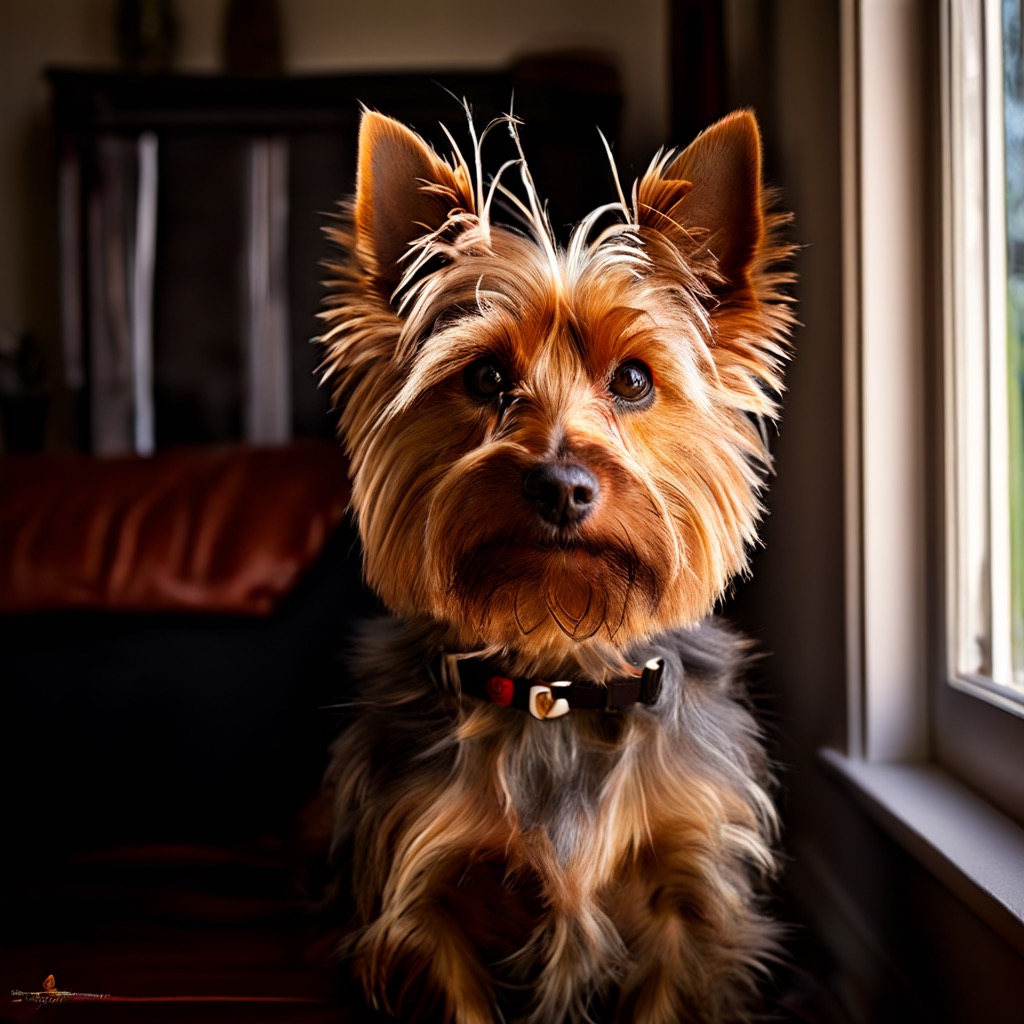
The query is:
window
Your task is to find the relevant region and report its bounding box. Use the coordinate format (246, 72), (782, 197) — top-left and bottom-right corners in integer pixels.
(935, 0), (1024, 825)
(945, 0), (1024, 712)
(1003, 0), (1024, 694)
(834, 0), (1024, 878)
(825, 0), (1024, 945)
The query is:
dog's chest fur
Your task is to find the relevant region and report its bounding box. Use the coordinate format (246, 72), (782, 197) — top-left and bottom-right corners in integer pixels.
(325, 616), (775, 1014)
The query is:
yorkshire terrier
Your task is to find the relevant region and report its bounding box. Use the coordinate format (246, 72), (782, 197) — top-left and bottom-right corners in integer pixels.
(317, 105), (794, 1023)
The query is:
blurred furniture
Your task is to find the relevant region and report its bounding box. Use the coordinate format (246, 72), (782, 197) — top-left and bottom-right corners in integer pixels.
(0, 440), (378, 1020)
(47, 61), (622, 455)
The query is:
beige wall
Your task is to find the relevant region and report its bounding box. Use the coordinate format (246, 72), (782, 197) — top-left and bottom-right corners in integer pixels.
(0, 0), (667, 431)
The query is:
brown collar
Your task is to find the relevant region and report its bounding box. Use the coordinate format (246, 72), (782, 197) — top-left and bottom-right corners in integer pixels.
(445, 655), (664, 720)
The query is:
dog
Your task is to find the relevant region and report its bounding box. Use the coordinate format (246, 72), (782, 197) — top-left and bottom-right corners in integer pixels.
(317, 105), (795, 1023)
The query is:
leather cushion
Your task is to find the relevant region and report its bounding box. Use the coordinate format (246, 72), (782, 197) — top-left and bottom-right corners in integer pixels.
(0, 441), (351, 615)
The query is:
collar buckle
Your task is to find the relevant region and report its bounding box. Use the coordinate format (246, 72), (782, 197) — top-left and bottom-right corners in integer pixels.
(528, 680), (571, 719)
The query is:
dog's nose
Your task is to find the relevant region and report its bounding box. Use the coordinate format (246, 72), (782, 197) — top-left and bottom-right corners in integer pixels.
(522, 461), (599, 528)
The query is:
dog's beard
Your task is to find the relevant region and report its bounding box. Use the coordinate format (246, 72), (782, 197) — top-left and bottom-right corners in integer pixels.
(448, 536), (664, 646)
(412, 443), (685, 654)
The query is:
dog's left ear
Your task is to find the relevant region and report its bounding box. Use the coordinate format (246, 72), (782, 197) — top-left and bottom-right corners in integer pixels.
(637, 110), (765, 295)
(354, 111), (475, 293)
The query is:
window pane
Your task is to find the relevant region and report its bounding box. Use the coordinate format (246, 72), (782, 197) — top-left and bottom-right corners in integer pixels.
(1004, 0), (1024, 691)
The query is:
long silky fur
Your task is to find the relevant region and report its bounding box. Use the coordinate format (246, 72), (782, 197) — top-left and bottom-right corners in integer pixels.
(317, 108), (795, 1023)
(324, 618), (779, 1024)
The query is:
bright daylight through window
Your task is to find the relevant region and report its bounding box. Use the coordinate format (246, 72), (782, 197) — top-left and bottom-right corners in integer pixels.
(945, 0), (1024, 711)
(1005, 0), (1024, 693)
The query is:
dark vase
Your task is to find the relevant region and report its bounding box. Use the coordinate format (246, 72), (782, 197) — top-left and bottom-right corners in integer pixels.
(117, 0), (178, 73)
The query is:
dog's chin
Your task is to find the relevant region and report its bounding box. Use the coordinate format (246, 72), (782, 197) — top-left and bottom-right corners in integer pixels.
(441, 537), (664, 654)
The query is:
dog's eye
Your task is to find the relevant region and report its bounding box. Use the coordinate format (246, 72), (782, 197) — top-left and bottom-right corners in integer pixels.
(465, 357), (512, 401)
(609, 360), (653, 404)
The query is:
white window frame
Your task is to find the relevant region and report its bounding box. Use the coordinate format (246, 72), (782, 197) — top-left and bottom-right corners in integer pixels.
(831, 0), (1024, 948)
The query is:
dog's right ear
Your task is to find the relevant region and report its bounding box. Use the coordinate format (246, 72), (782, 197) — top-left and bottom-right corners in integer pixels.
(636, 110), (766, 298)
(354, 111), (475, 293)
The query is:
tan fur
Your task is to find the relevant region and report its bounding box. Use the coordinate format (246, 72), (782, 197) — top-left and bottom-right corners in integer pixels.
(318, 108), (795, 1022)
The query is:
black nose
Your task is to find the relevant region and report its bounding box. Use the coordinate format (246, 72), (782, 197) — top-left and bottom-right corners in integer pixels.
(522, 461), (599, 528)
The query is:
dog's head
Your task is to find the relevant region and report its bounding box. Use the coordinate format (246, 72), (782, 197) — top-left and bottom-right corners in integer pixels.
(320, 109), (793, 666)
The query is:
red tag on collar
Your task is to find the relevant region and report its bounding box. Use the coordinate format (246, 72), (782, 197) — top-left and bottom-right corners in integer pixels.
(486, 675), (515, 706)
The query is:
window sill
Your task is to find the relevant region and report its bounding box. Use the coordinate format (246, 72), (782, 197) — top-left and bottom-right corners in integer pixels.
(819, 748), (1024, 957)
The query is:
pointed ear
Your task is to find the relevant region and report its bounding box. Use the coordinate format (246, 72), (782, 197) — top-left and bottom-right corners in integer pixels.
(354, 111), (474, 290)
(638, 110), (765, 292)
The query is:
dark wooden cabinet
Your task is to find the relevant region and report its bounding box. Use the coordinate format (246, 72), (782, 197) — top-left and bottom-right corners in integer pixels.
(49, 64), (621, 454)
